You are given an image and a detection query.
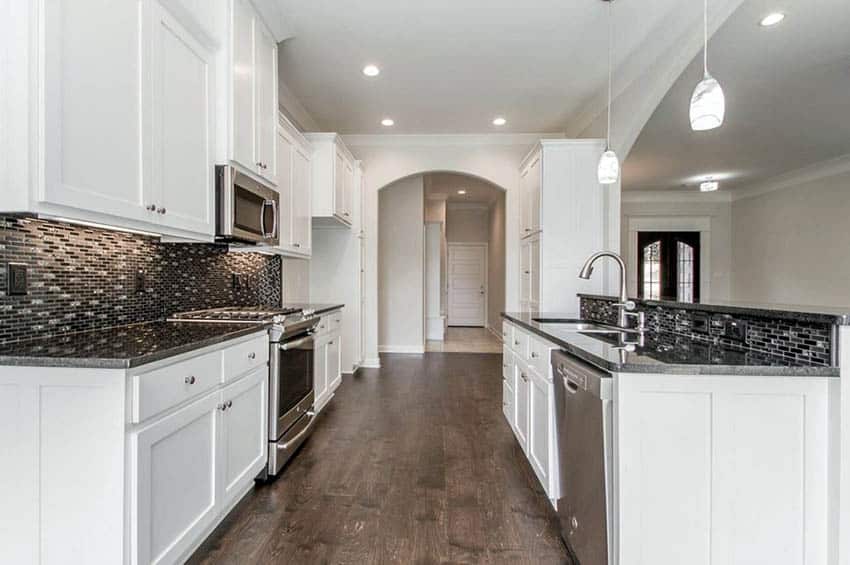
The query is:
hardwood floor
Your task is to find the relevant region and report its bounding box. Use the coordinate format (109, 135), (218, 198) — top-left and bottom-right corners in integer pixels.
(188, 353), (568, 565)
(426, 327), (504, 354)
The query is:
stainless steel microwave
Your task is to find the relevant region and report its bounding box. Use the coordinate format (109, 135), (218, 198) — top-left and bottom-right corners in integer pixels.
(215, 165), (279, 246)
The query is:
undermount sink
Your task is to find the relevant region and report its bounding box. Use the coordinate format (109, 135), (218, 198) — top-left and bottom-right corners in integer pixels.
(533, 318), (628, 333)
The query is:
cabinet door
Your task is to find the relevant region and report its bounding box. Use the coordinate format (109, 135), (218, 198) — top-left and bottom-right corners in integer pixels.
(327, 336), (341, 392)
(291, 144), (312, 254)
(520, 241), (531, 309)
(515, 364), (530, 450)
(313, 341), (328, 410)
(151, 3), (215, 236)
(333, 150), (346, 220)
(276, 128), (294, 250)
(219, 368), (268, 508)
(133, 390), (219, 565)
(519, 164), (530, 237)
(342, 160), (354, 223)
(42, 0), (150, 222)
(527, 155), (541, 234)
(528, 371), (550, 489)
(530, 237), (540, 310)
(231, 0), (255, 170)
(254, 21), (277, 183)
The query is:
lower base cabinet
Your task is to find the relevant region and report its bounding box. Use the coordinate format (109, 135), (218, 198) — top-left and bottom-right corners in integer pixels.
(313, 310), (343, 413)
(132, 367), (268, 565)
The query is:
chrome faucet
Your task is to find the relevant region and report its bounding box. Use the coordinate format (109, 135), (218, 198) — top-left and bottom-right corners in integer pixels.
(578, 251), (645, 331)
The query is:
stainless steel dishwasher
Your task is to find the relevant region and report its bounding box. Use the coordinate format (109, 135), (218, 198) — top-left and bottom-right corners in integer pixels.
(552, 349), (614, 565)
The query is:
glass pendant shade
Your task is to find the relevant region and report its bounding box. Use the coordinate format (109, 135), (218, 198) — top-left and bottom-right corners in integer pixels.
(690, 73), (725, 131)
(597, 149), (620, 185)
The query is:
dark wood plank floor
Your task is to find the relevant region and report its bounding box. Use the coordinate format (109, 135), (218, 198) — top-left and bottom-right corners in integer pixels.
(188, 353), (568, 565)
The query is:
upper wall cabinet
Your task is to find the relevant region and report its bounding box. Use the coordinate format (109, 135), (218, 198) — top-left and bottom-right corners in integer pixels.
(275, 113), (313, 257)
(304, 133), (356, 228)
(225, 0), (278, 186)
(1, 0), (220, 240)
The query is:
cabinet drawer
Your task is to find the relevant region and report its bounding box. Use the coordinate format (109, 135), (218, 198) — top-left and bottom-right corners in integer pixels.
(328, 311), (343, 334)
(315, 316), (331, 336)
(528, 337), (552, 381)
(511, 328), (529, 357)
(502, 347), (514, 387)
(501, 321), (513, 345)
(502, 379), (514, 428)
(222, 334), (269, 382)
(133, 351), (221, 423)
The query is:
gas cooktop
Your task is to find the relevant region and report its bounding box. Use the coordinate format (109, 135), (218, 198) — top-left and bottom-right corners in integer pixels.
(168, 306), (302, 324)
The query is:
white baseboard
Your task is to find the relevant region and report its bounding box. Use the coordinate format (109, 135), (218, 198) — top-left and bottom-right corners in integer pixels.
(378, 345), (426, 354)
(361, 357), (382, 368)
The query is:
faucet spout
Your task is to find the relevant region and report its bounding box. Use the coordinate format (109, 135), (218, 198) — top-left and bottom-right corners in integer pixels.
(578, 251), (633, 328)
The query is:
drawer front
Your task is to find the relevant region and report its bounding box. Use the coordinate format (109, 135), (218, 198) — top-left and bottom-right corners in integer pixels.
(315, 316), (331, 336)
(328, 311), (343, 334)
(134, 351), (221, 423)
(502, 379), (514, 428)
(502, 347), (514, 387)
(528, 337), (552, 381)
(222, 334), (269, 382)
(512, 328), (529, 358)
(501, 321), (513, 346)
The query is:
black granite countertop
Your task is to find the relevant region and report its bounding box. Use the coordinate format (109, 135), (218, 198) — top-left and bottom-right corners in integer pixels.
(578, 293), (850, 325)
(282, 303), (344, 316)
(502, 312), (839, 377)
(0, 321), (272, 369)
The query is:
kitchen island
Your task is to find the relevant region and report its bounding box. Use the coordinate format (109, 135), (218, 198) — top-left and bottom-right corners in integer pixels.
(501, 309), (841, 565)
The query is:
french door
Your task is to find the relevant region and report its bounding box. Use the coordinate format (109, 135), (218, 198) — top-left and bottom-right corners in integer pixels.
(637, 231), (700, 303)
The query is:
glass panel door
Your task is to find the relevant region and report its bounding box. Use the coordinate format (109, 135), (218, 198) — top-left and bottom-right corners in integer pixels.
(637, 232), (700, 303)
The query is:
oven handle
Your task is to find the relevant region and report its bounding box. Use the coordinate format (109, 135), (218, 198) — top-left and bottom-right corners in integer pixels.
(278, 411), (317, 451)
(280, 336), (313, 351)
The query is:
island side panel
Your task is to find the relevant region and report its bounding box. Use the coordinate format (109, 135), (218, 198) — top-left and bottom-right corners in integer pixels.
(616, 371), (832, 565)
(0, 366), (127, 565)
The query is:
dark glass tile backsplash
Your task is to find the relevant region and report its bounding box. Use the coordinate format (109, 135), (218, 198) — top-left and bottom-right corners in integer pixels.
(580, 296), (834, 367)
(0, 215), (281, 345)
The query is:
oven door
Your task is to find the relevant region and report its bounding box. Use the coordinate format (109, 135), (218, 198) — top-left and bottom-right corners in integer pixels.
(269, 333), (314, 441)
(216, 165), (279, 245)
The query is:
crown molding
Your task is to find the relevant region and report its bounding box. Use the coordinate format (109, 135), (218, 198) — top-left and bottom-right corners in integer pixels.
(730, 153), (850, 202)
(341, 133), (563, 148)
(622, 189), (732, 204)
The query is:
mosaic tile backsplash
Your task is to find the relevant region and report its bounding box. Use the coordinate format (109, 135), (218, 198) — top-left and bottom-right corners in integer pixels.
(0, 215), (281, 345)
(580, 296), (835, 367)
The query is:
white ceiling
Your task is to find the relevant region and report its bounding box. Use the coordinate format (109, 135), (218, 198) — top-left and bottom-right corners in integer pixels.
(275, 0), (699, 134)
(424, 173), (502, 205)
(624, 0), (850, 192)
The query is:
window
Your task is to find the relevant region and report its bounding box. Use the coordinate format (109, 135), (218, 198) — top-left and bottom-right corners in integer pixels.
(637, 232), (700, 303)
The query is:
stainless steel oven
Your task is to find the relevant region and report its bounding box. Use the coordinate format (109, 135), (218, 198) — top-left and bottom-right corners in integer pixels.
(216, 165), (279, 245)
(267, 316), (320, 477)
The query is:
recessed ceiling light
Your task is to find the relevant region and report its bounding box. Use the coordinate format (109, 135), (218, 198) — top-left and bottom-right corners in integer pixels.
(492, 117), (507, 126)
(759, 12), (785, 27)
(363, 64), (381, 77)
(381, 118), (394, 127)
(457, 189), (467, 195)
(700, 180), (719, 192)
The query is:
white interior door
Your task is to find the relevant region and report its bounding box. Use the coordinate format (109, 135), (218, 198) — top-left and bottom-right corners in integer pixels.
(448, 244), (487, 327)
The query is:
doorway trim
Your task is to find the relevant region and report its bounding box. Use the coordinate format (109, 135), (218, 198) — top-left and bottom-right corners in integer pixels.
(626, 216), (712, 301)
(447, 242), (488, 328)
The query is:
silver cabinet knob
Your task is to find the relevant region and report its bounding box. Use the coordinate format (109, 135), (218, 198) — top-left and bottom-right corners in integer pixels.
(184, 376), (196, 385)
(293, 243), (301, 248)
(531, 351), (538, 359)
(146, 204), (156, 211)
(226, 400), (233, 408)
(218, 403), (227, 411)
(248, 352), (256, 360)
(157, 207), (166, 214)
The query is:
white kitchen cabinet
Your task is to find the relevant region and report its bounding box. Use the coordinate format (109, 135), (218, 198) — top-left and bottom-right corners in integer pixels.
(502, 348), (516, 430)
(528, 368), (550, 487)
(133, 389), (221, 565)
(219, 367), (268, 509)
(274, 113), (312, 257)
(313, 309), (344, 413)
(304, 133), (356, 227)
(327, 336), (342, 392)
(224, 0), (277, 185)
(150, 2), (215, 236)
(517, 140), (610, 313)
(314, 338), (329, 410)
(2, 0), (219, 240)
(515, 362), (530, 450)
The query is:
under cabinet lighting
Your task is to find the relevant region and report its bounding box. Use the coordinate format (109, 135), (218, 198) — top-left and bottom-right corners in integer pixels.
(457, 190), (467, 195)
(759, 12), (785, 27)
(700, 180), (719, 192)
(381, 118), (395, 127)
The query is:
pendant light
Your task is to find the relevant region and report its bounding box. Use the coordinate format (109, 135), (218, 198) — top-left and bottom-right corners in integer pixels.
(597, 0), (619, 185)
(690, 0), (725, 131)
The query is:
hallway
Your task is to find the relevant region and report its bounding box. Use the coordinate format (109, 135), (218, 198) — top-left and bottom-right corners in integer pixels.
(189, 353), (567, 565)
(426, 327), (503, 353)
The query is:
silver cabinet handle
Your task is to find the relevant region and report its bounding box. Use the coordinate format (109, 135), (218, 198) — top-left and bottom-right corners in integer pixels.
(293, 243), (301, 248)
(520, 372), (528, 382)
(184, 376), (196, 385)
(227, 400), (233, 408)
(146, 204), (156, 211)
(218, 403), (227, 411)
(531, 351), (538, 359)
(328, 341), (334, 345)
(514, 340), (520, 346)
(157, 207), (166, 214)
(248, 352), (256, 360)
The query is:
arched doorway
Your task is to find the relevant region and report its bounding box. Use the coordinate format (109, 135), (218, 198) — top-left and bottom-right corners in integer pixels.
(374, 170), (508, 357)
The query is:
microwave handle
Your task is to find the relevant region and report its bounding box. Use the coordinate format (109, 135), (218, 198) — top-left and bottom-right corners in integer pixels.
(261, 199), (277, 239)
(269, 200), (278, 238)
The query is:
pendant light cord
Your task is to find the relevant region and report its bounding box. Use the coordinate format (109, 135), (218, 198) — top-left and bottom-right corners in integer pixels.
(703, 0), (709, 76)
(606, 0), (613, 150)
